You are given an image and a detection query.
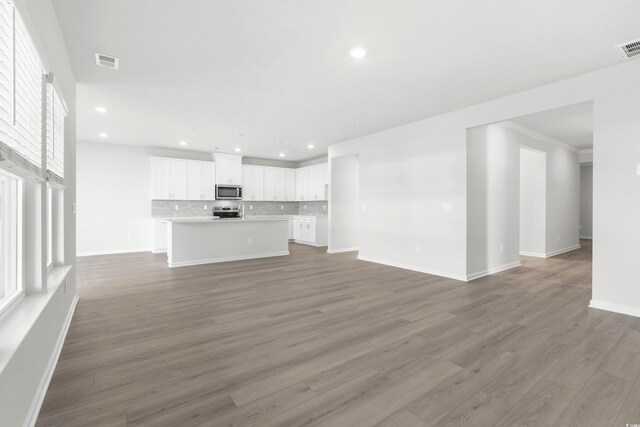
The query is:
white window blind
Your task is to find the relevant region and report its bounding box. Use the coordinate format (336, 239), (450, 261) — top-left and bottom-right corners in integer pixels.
(46, 83), (65, 179)
(0, 0), (13, 143)
(13, 5), (42, 167)
(0, 0), (44, 175)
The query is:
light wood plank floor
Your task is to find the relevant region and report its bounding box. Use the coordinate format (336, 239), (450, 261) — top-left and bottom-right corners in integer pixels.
(37, 240), (640, 426)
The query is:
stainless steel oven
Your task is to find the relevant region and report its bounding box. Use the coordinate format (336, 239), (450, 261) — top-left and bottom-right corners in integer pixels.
(215, 185), (242, 200)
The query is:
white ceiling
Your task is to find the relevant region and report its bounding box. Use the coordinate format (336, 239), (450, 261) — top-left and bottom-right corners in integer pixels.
(52, 0), (639, 161)
(509, 102), (593, 149)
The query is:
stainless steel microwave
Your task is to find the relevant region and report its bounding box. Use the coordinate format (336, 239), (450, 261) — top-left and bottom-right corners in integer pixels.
(215, 185), (242, 200)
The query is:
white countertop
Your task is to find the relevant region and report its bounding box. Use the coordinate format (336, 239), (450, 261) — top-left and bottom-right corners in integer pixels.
(164, 217), (289, 224)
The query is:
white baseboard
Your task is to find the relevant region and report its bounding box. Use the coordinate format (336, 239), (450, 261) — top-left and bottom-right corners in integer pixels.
(168, 251), (290, 268)
(151, 248), (167, 254)
(357, 255), (467, 282)
(25, 295), (79, 427)
(327, 246), (359, 254)
(466, 261), (522, 281)
(519, 251), (546, 258)
(589, 299), (640, 318)
(545, 244), (581, 258)
(579, 236), (593, 240)
(292, 240), (325, 247)
(77, 248), (150, 257)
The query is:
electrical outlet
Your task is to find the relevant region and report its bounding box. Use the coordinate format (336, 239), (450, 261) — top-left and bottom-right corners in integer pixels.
(126, 233), (132, 240)
(500, 244), (504, 252)
(443, 202), (453, 211)
(280, 205), (284, 210)
(204, 204), (207, 210)
(72, 202), (76, 214)
(323, 204), (327, 210)
(249, 205), (253, 210)
(304, 204), (307, 210)
(557, 235), (560, 241)
(174, 205), (179, 210)
(416, 245), (421, 253)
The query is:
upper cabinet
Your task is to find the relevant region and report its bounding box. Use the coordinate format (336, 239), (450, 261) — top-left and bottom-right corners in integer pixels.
(187, 160), (216, 200)
(284, 169), (296, 201)
(296, 163), (327, 201)
(242, 165), (265, 201)
(151, 157), (188, 200)
(214, 153), (242, 185)
(151, 157), (215, 200)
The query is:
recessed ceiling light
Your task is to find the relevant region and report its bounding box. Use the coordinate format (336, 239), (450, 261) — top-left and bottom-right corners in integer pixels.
(99, 132), (108, 138)
(236, 133), (244, 137)
(350, 47), (367, 59)
(234, 147), (241, 152)
(95, 106), (107, 113)
(307, 144), (315, 149)
(188, 126), (196, 131)
(179, 141), (187, 146)
(279, 152), (285, 157)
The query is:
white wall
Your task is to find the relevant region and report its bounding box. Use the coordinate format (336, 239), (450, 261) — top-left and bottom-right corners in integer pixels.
(500, 124), (581, 256)
(580, 164), (593, 238)
(520, 147), (547, 256)
(0, 0), (77, 425)
(467, 125), (520, 279)
(76, 140), (213, 255)
(329, 59), (640, 316)
(328, 155), (359, 252)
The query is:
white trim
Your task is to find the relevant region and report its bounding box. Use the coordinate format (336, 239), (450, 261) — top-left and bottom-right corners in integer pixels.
(466, 261), (522, 281)
(520, 251), (547, 258)
(76, 248), (150, 257)
(589, 299), (640, 318)
(579, 236), (592, 240)
(168, 251), (290, 268)
(357, 255), (467, 282)
(545, 244), (581, 258)
(326, 246), (359, 254)
(498, 121), (579, 153)
(151, 248), (167, 254)
(25, 295), (78, 427)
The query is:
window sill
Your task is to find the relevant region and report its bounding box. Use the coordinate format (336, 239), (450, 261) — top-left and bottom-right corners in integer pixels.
(0, 264), (73, 374)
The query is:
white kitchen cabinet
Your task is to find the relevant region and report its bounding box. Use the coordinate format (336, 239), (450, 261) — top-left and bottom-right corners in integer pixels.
(151, 157), (171, 199)
(187, 161), (203, 200)
(308, 164), (325, 201)
(295, 163), (327, 201)
(284, 168), (296, 201)
(152, 157), (215, 200)
(242, 165), (265, 201)
(264, 167), (286, 201)
(170, 160), (188, 200)
(295, 167), (309, 201)
(214, 153), (243, 185)
(187, 161), (216, 200)
(150, 157), (188, 200)
(201, 161), (215, 199)
(152, 219), (168, 253)
(287, 219), (294, 239)
(292, 215), (328, 246)
(292, 219), (303, 240)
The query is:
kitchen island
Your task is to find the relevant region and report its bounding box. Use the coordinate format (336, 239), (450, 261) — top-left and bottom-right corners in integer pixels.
(165, 217), (289, 268)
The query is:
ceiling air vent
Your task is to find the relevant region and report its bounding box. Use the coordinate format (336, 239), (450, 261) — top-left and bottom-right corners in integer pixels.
(615, 38), (640, 59)
(95, 52), (119, 69)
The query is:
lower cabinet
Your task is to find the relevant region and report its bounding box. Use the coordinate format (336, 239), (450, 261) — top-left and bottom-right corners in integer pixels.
(152, 219), (168, 253)
(292, 216), (327, 246)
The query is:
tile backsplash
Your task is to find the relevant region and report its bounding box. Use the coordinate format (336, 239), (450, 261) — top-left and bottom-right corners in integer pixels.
(152, 200), (328, 217)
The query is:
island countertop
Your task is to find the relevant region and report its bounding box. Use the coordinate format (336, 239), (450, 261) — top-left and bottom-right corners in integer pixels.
(163, 217), (289, 224)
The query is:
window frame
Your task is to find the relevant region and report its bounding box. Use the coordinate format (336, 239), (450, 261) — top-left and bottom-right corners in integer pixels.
(0, 168), (23, 316)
